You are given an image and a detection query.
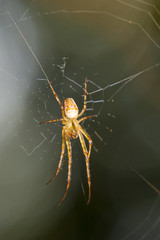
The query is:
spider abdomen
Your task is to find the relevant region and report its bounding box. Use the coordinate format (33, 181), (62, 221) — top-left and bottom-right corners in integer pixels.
(69, 130), (78, 139)
(63, 98), (79, 119)
(65, 120), (78, 139)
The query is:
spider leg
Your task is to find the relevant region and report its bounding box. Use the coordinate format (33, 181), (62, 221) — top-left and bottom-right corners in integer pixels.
(79, 126), (93, 163)
(78, 131), (92, 204)
(78, 115), (97, 123)
(46, 80), (63, 110)
(39, 118), (63, 125)
(78, 77), (87, 118)
(58, 136), (72, 207)
(46, 127), (65, 184)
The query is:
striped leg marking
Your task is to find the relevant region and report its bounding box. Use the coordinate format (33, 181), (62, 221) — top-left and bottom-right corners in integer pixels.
(78, 131), (92, 204)
(78, 77), (87, 118)
(78, 115), (97, 123)
(58, 136), (72, 207)
(46, 128), (65, 184)
(39, 118), (63, 125)
(79, 126), (93, 163)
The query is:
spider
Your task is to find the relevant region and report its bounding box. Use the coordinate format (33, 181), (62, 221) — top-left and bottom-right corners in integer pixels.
(7, 9), (97, 206)
(40, 77), (97, 206)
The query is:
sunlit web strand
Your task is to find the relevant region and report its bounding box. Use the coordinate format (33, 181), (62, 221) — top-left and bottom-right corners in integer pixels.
(121, 164), (160, 240)
(106, 62), (160, 101)
(39, 62), (160, 105)
(83, 62), (160, 101)
(117, 0), (160, 34)
(129, 164), (160, 196)
(19, 6), (160, 50)
(138, 215), (160, 240)
(121, 196), (160, 240)
(135, 0), (160, 15)
(63, 75), (82, 88)
(3, 3), (160, 110)
(19, 0), (37, 21)
(20, 132), (47, 156)
(0, 66), (18, 81)
(5, 7), (63, 110)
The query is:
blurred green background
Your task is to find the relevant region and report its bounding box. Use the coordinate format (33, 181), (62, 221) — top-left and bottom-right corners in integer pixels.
(0, 0), (160, 239)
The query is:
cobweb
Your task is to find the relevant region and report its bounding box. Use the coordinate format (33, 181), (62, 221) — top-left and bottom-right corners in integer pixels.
(0, 0), (160, 240)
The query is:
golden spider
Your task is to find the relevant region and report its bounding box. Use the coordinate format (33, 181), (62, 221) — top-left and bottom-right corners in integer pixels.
(40, 77), (97, 206)
(7, 10), (97, 206)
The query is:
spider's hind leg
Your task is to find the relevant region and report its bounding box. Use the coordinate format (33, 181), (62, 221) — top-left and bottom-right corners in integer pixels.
(78, 131), (92, 204)
(58, 136), (72, 207)
(46, 128), (65, 184)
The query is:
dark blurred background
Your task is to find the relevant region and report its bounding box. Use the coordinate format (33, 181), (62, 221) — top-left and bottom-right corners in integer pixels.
(0, 0), (160, 239)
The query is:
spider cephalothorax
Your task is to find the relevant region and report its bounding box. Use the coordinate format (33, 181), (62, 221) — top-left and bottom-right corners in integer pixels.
(40, 78), (97, 206)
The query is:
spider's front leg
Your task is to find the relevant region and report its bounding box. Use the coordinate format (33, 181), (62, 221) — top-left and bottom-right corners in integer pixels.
(78, 77), (87, 118)
(39, 118), (63, 125)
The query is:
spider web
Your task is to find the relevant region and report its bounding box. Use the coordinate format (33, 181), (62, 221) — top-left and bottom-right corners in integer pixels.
(0, 0), (160, 240)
